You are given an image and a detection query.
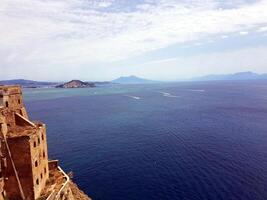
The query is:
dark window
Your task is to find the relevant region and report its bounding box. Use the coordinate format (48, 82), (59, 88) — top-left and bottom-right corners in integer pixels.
(40, 173), (43, 179)
(18, 99), (21, 104)
(38, 138), (40, 144)
(33, 141), (36, 147)
(5, 101), (8, 107)
(43, 152), (45, 158)
(44, 167), (47, 174)
(36, 179), (39, 185)
(42, 134), (44, 140)
(35, 161), (38, 167)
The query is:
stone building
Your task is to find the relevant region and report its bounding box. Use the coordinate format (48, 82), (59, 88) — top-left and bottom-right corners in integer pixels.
(0, 86), (91, 200)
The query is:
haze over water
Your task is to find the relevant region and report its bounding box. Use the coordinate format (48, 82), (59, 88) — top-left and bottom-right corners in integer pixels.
(24, 81), (267, 200)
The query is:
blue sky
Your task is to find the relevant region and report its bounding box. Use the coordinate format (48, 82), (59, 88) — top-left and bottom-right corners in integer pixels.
(0, 0), (267, 81)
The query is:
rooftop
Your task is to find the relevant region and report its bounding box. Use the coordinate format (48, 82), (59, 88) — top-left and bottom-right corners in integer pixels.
(0, 85), (22, 96)
(7, 126), (36, 138)
(6, 121), (44, 138)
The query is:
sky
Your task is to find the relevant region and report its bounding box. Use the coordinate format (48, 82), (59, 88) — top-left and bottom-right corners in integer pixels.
(1, 0), (267, 81)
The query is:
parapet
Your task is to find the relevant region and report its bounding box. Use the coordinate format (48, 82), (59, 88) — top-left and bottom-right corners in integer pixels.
(0, 85), (22, 96)
(0, 85), (24, 112)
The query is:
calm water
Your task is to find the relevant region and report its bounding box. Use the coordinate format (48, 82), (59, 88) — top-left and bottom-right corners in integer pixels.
(24, 81), (267, 200)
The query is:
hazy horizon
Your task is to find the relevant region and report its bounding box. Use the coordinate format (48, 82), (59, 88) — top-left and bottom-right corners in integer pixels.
(1, 0), (267, 81)
(1, 71), (267, 83)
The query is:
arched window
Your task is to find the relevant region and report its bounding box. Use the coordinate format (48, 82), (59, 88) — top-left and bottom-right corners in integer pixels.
(5, 101), (8, 107)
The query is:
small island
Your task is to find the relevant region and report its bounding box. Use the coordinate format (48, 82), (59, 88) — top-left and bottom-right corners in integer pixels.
(56, 80), (96, 88)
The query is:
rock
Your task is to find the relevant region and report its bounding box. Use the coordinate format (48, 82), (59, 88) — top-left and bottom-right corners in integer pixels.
(56, 80), (95, 88)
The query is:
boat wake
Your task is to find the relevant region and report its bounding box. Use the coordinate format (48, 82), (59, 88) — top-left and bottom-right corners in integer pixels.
(186, 89), (205, 92)
(124, 95), (141, 100)
(158, 92), (180, 98)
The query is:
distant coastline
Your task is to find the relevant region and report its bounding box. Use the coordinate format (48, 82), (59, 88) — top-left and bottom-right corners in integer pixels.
(1, 71), (267, 89)
(0, 79), (111, 89)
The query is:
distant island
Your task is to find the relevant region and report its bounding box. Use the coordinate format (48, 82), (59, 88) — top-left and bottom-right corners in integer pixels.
(112, 75), (157, 84)
(192, 71), (267, 81)
(56, 80), (96, 88)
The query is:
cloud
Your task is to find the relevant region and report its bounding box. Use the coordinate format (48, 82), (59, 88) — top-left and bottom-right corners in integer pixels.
(239, 31), (249, 35)
(221, 35), (229, 39)
(0, 0), (267, 80)
(257, 26), (267, 32)
(97, 1), (114, 8)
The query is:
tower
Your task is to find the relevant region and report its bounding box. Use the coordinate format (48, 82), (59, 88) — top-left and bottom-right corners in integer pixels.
(0, 85), (49, 200)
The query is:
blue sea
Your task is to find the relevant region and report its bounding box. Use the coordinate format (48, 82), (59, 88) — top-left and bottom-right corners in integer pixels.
(24, 81), (267, 200)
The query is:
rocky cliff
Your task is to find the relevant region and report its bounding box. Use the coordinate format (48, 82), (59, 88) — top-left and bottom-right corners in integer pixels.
(69, 181), (92, 200)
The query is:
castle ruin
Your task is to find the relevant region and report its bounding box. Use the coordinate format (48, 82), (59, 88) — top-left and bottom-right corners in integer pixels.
(0, 85), (91, 200)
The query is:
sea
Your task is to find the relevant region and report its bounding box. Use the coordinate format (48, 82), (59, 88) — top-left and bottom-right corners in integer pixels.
(24, 80), (267, 200)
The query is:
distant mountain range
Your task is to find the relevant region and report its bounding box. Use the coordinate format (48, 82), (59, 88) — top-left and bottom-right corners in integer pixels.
(192, 72), (267, 81)
(0, 79), (58, 88)
(112, 75), (157, 84)
(1, 72), (267, 88)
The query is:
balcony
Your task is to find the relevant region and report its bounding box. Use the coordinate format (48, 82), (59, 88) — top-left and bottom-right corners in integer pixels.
(38, 160), (72, 200)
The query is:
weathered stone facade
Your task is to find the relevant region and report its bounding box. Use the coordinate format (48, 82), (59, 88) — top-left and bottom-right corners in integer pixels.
(0, 85), (91, 200)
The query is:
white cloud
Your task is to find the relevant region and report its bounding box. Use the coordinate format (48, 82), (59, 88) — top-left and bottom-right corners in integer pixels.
(239, 31), (249, 35)
(221, 35), (229, 39)
(257, 26), (267, 32)
(97, 1), (114, 8)
(0, 0), (267, 80)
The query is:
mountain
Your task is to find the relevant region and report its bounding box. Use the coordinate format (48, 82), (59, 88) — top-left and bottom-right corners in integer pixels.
(112, 75), (157, 84)
(56, 80), (95, 88)
(193, 72), (267, 81)
(0, 79), (58, 88)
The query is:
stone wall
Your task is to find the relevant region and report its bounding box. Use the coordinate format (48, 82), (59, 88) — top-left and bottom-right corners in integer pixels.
(4, 136), (34, 199)
(31, 124), (49, 199)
